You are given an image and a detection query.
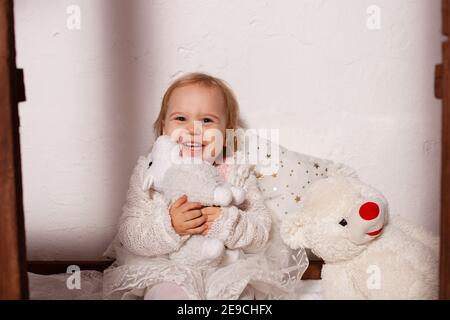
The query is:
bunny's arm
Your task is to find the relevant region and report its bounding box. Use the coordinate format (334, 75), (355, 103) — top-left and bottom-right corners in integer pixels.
(207, 166), (272, 253)
(117, 156), (190, 257)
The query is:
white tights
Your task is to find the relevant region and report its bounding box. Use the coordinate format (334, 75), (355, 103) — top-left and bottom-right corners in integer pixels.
(143, 282), (190, 300)
(143, 282), (255, 300)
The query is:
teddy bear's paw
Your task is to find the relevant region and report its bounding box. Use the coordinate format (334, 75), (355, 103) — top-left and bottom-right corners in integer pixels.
(214, 186), (233, 206)
(230, 186), (246, 205)
(280, 217), (308, 250)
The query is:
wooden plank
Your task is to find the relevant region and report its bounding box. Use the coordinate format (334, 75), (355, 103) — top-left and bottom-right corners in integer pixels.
(0, 0), (28, 300)
(27, 260), (115, 275)
(439, 0), (450, 301)
(435, 64), (443, 99)
(440, 39), (450, 300)
(301, 260), (323, 280)
(27, 260), (324, 280)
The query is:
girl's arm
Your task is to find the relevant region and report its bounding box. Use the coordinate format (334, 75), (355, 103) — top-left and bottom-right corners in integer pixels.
(207, 167), (272, 252)
(117, 156), (190, 257)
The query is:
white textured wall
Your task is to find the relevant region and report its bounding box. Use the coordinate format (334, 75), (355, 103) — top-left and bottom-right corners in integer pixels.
(14, 0), (442, 259)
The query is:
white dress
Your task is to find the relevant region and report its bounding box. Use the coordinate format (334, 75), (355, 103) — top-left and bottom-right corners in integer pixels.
(102, 151), (308, 300)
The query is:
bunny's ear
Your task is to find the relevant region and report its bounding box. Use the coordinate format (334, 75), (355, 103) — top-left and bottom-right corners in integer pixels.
(280, 215), (310, 250)
(141, 169), (154, 191)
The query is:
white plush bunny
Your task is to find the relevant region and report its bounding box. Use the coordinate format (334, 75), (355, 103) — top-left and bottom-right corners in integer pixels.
(280, 176), (439, 299)
(141, 135), (246, 267)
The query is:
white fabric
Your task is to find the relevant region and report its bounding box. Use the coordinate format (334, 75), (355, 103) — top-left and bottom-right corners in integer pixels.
(237, 285), (255, 300)
(102, 151), (309, 300)
(28, 271), (104, 300)
(27, 271), (324, 300)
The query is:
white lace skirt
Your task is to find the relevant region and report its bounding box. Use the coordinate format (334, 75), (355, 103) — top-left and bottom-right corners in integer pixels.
(102, 245), (308, 300)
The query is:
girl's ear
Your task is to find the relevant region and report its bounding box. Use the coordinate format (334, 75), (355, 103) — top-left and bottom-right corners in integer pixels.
(161, 120), (166, 135)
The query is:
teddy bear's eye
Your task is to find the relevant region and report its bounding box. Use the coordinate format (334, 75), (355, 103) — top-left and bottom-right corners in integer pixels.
(339, 218), (348, 227)
(148, 161), (153, 167)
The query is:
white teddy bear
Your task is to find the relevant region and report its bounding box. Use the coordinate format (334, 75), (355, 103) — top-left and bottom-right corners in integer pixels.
(280, 176), (439, 299)
(141, 135), (246, 267)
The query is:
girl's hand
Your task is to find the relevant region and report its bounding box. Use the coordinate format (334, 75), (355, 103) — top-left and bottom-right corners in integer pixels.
(169, 195), (207, 235)
(200, 206), (222, 235)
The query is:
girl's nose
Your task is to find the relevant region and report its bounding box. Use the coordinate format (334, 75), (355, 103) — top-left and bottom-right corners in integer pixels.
(187, 120), (203, 136)
(359, 201), (380, 220)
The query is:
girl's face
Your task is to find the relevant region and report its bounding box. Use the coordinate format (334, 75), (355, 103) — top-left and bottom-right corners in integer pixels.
(163, 84), (228, 163)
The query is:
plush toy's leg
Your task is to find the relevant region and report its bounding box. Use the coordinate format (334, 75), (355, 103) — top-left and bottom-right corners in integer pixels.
(143, 282), (190, 300)
(170, 236), (224, 266)
(238, 285), (255, 300)
(202, 238), (224, 260)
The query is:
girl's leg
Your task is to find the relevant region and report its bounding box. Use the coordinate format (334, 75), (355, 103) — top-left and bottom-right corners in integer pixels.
(143, 282), (190, 300)
(238, 284), (255, 300)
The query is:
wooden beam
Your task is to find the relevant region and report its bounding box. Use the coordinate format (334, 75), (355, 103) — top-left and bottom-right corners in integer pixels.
(0, 0), (29, 300)
(439, 0), (450, 300)
(440, 41), (450, 300)
(27, 260), (324, 280)
(27, 260), (115, 276)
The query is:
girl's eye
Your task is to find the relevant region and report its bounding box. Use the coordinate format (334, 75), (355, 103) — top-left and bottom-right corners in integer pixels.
(339, 218), (348, 227)
(174, 116), (186, 121)
(203, 118), (213, 123)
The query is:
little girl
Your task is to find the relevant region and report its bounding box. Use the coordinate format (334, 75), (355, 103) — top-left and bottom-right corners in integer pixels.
(102, 73), (306, 300)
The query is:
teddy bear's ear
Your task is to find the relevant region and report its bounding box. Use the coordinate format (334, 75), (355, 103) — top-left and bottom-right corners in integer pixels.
(280, 215), (310, 249)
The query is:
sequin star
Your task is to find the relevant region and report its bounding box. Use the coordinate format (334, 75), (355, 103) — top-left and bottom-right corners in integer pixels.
(272, 173), (277, 178)
(266, 154), (271, 159)
(294, 195), (301, 203)
(313, 163), (320, 169)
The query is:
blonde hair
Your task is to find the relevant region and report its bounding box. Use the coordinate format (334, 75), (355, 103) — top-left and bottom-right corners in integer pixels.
(153, 72), (240, 137)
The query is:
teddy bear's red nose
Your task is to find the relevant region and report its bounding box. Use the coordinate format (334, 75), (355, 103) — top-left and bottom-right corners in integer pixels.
(359, 202), (380, 220)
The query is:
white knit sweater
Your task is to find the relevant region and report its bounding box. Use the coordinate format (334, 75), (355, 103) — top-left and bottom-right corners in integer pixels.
(111, 152), (272, 261)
